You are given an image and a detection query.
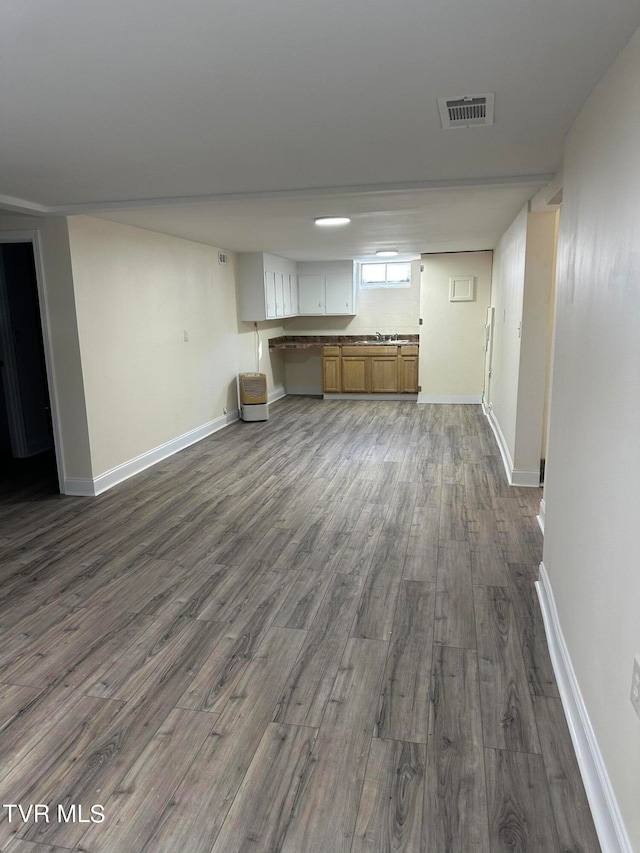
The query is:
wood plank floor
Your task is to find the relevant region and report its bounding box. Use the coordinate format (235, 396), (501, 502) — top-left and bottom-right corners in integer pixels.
(0, 398), (601, 852)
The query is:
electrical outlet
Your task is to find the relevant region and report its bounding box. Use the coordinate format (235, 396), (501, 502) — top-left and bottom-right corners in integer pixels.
(631, 657), (640, 719)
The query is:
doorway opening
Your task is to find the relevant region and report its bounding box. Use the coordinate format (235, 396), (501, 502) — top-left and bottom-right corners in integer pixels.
(0, 239), (59, 496)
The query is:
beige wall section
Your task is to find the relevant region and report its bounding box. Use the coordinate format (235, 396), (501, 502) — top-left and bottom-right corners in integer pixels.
(540, 212), (559, 461)
(67, 216), (284, 478)
(513, 210), (556, 475)
(488, 206), (527, 453)
(283, 351), (322, 396)
(418, 252), (492, 402)
(283, 259), (420, 393)
(487, 206), (555, 483)
(237, 316), (287, 397)
(543, 26), (640, 849)
(0, 213), (92, 485)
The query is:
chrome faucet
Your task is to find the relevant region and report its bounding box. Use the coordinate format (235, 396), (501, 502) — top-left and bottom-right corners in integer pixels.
(376, 331), (383, 340)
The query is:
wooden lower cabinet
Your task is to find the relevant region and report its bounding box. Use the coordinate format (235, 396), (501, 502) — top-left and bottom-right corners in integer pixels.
(341, 357), (369, 392)
(322, 346), (342, 392)
(399, 356), (419, 393)
(399, 345), (419, 393)
(322, 344), (418, 394)
(322, 356), (341, 393)
(370, 356), (399, 392)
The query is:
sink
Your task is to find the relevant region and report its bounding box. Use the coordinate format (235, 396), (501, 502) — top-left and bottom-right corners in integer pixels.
(354, 339), (411, 345)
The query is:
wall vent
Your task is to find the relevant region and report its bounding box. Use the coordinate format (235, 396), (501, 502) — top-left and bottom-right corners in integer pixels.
(218, 251), (228, 265)
(438, 94), (495, 129)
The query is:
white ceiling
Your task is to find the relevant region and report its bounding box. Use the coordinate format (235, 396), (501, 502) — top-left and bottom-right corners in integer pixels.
(92, 183), (543, 261)
(2, 0), (639, 259)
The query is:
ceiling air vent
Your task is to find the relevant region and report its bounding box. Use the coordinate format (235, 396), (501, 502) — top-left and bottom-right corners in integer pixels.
(438, 93), (495, 129)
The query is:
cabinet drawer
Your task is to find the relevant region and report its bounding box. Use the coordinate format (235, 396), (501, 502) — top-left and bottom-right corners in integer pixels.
(400, 345), (419, 356)
(322, 346), (341, 356)
(346, 345), (397, 356)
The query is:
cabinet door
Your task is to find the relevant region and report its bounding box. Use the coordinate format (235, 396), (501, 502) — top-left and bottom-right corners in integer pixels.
(282, 273), (292, 316)
(399, 356), (419, 393)
(341, 357), (369, 393)
(275, 273), (285, 317)
(264, 271), (277, 319)
(298, 275), (325, 315)
(370, 357), (399, 392)
(325, 273), (353, 315)
(322, 356), (341, 393)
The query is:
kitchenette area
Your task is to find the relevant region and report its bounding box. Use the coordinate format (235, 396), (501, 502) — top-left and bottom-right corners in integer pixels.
(237, 251), (422, 400)
(268, 334), (419, 398)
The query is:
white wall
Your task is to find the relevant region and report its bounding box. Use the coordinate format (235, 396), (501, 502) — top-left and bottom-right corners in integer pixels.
(540, 215), (558, 461)
(514, 211), (556, 475)
(419, 252), (492, 403)
(282, 259), (420, 394)
(238, 315), (287, 399)
(67, 216), (285, 480)
(0, 213), (92, 485)
(488, 206), (527, 453)
(488, 208), (555, 485)
(542, 26), (640, 850)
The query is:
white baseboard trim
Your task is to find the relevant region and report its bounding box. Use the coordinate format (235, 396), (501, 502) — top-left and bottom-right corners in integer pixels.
(417, 394), (482, 404)
(511, 468), (541, 487)
(537, 498), (546, 533)
(485, 407), (540, 487)
(268, 387), (287, 404)
(64, 410), (239, 497)
(63, 478), (97, 497)
(285, 385), (323, 396)
(536, 563), (632, 853)
(486, 406), (515, 482)
(323, 393), (418, 401)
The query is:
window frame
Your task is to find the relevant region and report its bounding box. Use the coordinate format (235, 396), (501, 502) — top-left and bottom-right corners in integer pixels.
(359, 261), (412, 289)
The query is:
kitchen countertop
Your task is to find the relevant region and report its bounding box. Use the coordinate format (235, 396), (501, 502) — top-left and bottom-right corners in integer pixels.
(268, 334), (419, 350)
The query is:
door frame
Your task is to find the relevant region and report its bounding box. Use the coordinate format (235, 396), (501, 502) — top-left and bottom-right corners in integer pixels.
(482, 305), (495, 413)
(0, 255), (28, 456)
(0, 229), (64, 493)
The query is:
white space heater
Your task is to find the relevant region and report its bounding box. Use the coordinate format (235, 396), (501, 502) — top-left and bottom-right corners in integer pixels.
(239, 372), (268, 422)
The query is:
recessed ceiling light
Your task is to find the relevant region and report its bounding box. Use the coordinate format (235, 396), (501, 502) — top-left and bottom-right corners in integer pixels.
(314, 216), (351, 226)
(376, 249), (398, 257)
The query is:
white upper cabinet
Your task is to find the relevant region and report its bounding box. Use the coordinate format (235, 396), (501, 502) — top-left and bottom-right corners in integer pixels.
(237, 253), (299, 322)
(298, 275), (325, 314)
(264, 270), (277, 319)
(238, 255), (356, 321)
(297, 261), (356, 316)
(282, 272), (298, 316)
(325, 273), (354, 314)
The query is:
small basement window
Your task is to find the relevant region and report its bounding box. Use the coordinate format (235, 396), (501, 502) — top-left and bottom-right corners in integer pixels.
(360, 262), (411, 288)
